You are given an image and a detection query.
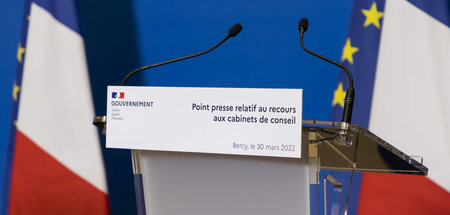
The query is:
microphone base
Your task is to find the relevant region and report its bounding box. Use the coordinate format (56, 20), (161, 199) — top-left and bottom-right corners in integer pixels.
(335, 122), (353, 146)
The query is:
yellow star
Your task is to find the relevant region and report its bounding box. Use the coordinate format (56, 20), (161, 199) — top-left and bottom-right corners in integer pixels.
(341, 38), (359, 64)
(362, 2), (384, 29)
(13, 82), (20, 101)
(332, 82), (346, 108)
(17, 43), (25, 63)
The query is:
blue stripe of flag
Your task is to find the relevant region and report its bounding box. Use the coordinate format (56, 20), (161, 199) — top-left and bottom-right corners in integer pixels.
(408, 0), (450, 27)
(33, 0), (81, 33)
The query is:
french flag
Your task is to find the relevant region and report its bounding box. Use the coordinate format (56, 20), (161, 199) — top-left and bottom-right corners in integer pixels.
(4, 0), (110, 214)
(112, 92), (125, 99)
(330, 0), (450, 214)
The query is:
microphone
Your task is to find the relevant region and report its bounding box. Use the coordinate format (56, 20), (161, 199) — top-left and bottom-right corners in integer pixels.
(299, 18), (357, 215)
(94, 23), (242, 131)
(298, 18), (354, 124)
(120, 23), (243, 86)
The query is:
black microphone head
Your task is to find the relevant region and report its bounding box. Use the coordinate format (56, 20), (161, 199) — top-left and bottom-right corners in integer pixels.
(298, 18), (308, 32)
(228, 23), (243, 37)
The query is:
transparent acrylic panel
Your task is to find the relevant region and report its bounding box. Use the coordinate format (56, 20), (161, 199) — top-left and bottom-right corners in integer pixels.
(323, 174), (342, 215)
(304, 120), (428, 215)
(303, 120), (427, 175)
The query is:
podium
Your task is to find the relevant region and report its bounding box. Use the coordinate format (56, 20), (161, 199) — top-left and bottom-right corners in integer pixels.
(94, 118), (427, 215)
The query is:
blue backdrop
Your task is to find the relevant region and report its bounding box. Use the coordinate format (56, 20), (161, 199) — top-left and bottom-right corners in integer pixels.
(0, 0), (354, 214)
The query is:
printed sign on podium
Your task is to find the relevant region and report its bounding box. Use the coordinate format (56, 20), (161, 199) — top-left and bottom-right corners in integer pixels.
(106, 86), (303, 158)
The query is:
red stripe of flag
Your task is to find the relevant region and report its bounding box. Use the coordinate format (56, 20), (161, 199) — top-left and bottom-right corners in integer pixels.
(9, 130), (110, 215)
(358, 173), (450, 215)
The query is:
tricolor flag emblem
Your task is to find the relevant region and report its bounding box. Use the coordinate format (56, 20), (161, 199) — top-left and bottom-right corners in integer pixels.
(112, 92), (125, 99)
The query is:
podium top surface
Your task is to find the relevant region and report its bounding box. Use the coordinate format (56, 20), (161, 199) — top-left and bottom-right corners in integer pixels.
(302, 120), (428, 175)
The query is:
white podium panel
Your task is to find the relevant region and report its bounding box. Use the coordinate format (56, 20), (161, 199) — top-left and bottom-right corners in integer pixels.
(138, 141), (309, 215)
